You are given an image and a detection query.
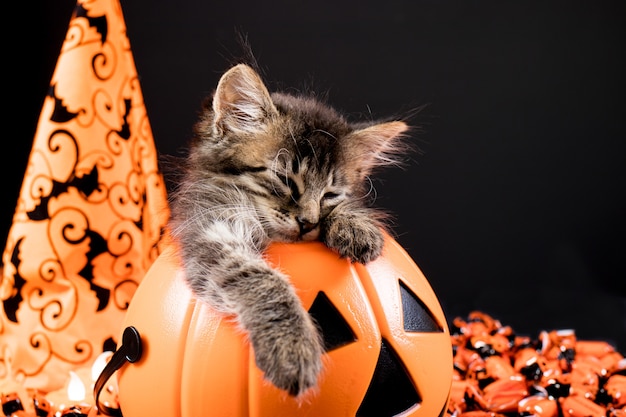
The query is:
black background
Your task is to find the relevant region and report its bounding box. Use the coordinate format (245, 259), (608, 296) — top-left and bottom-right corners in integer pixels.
(5, 1), (625, 351)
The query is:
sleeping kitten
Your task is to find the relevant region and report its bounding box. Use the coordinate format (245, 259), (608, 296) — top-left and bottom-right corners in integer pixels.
(168, 63), (409, 397)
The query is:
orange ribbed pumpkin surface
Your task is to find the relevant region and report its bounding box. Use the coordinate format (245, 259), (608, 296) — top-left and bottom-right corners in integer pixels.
(116, 233), (452, 417)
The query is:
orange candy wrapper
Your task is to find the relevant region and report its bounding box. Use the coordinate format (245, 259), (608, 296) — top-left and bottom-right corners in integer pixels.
(447, 311), (626, 417)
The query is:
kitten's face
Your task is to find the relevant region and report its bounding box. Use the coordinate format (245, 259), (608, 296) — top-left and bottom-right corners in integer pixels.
(241, 131), (354, 242)
(191, 64), (408, 242)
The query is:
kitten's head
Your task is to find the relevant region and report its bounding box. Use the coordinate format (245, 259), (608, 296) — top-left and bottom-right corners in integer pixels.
(191, 64), (409, 242)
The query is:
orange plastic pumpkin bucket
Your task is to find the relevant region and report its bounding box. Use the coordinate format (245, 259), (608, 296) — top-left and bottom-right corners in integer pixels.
(112, 233), (452, 416)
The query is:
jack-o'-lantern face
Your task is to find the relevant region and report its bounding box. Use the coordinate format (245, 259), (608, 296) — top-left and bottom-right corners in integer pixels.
(115, 233), (453, 417)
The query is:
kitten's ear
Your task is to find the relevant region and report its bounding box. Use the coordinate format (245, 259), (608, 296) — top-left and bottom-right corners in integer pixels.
(213, 64), (278, 134)
(346, 121), (409, 178)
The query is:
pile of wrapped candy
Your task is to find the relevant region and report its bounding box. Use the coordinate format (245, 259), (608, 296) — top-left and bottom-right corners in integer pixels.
(446, 311), (626, 417)
(1, 394), (97, 417)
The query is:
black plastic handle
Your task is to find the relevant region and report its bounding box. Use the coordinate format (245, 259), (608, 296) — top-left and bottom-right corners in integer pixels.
(93, 326), (142, 417)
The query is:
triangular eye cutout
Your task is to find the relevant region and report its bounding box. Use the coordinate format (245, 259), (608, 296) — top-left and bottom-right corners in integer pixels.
(356, 339), (421, 417)
(399, 280), (443, 332)
(308, 291), (356, 352)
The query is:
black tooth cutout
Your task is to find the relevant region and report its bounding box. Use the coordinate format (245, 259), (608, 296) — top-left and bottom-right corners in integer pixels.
(308, 291), (356, 352)
(356, 339), (421, 417)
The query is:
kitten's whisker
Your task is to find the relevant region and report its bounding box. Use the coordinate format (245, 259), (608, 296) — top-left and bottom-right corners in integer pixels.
(288, 127), (298, 148)
(272, 148), (291, 176)
(362, 175), (378, 202)
(306, 129), (339, 163)
(294, 155), (302, 176)
(310, 129), (337, 141)
(270, 148), (294, 198)
(303, 138), (317, 162)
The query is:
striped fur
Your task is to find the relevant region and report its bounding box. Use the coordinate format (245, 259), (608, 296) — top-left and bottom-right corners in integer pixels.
(168, 64), (409, 397)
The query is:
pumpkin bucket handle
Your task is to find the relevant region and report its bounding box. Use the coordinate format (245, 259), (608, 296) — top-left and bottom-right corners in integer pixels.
(94, 326), (143, 417)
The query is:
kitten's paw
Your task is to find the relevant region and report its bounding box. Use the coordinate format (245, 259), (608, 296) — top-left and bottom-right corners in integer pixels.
(252, 315), (324, 397)
(324, 217), (385, 264)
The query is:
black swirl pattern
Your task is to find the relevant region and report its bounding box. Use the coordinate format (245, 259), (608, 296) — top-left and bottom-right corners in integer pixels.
(0, 0), (169, 392)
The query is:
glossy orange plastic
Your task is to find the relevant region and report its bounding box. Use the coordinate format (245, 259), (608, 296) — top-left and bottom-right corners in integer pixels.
(606, 375), (626, 408)
(458, 411), (506, 417)
(447, 311), (626, 416)
(454, 345), (482, 375)
(481, 377), (528, 413)
(467, 311), (502, 332)
(513, 347), (541, 372)
(575, 340), (616, 357)
(59, 404), (98, 416)
(33, 392), (53, 416)
(484, 356), (516, 381)
(518, 395), (558, 417)
(116, 233), (453, 416)
(449, 379), (480, 412)
(608, 408), (626, 417)
(559, 393), (607, 417)
(569, 358), (601, 399)
(466, 358), (489, 384)
(599, 352), (626, 375)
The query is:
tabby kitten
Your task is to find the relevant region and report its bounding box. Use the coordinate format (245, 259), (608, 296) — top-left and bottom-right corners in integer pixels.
(168, 63), (409, 397)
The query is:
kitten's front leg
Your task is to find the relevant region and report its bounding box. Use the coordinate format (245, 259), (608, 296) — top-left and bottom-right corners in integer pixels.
(180, 221), (324, 397)
(234, 261), (325, 397)
(322, 204), (386, 264)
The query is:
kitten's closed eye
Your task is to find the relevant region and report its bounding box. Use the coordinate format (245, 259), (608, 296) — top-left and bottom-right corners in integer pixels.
(223, 165), (267, 175)
(322, 191), (340, 200)
(277, 175), (301, 200)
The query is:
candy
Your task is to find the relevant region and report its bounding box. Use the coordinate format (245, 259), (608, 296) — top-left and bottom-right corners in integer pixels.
(518, 394), (558, 417)
(606, 375), (626, 408)
(560, 393), (607, 416)
(447, 311), (624, 416)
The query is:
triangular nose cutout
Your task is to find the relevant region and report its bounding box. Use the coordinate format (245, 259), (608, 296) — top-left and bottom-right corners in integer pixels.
(400, 280), (442, 332)
(308, 291), (356, 352)
(356, 338), (421, 417)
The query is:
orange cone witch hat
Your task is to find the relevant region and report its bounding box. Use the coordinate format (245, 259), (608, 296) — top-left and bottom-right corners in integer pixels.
(0, 0), (169, 393)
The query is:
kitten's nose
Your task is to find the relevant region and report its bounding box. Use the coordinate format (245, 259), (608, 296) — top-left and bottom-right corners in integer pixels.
(296, 216), (318, 235)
